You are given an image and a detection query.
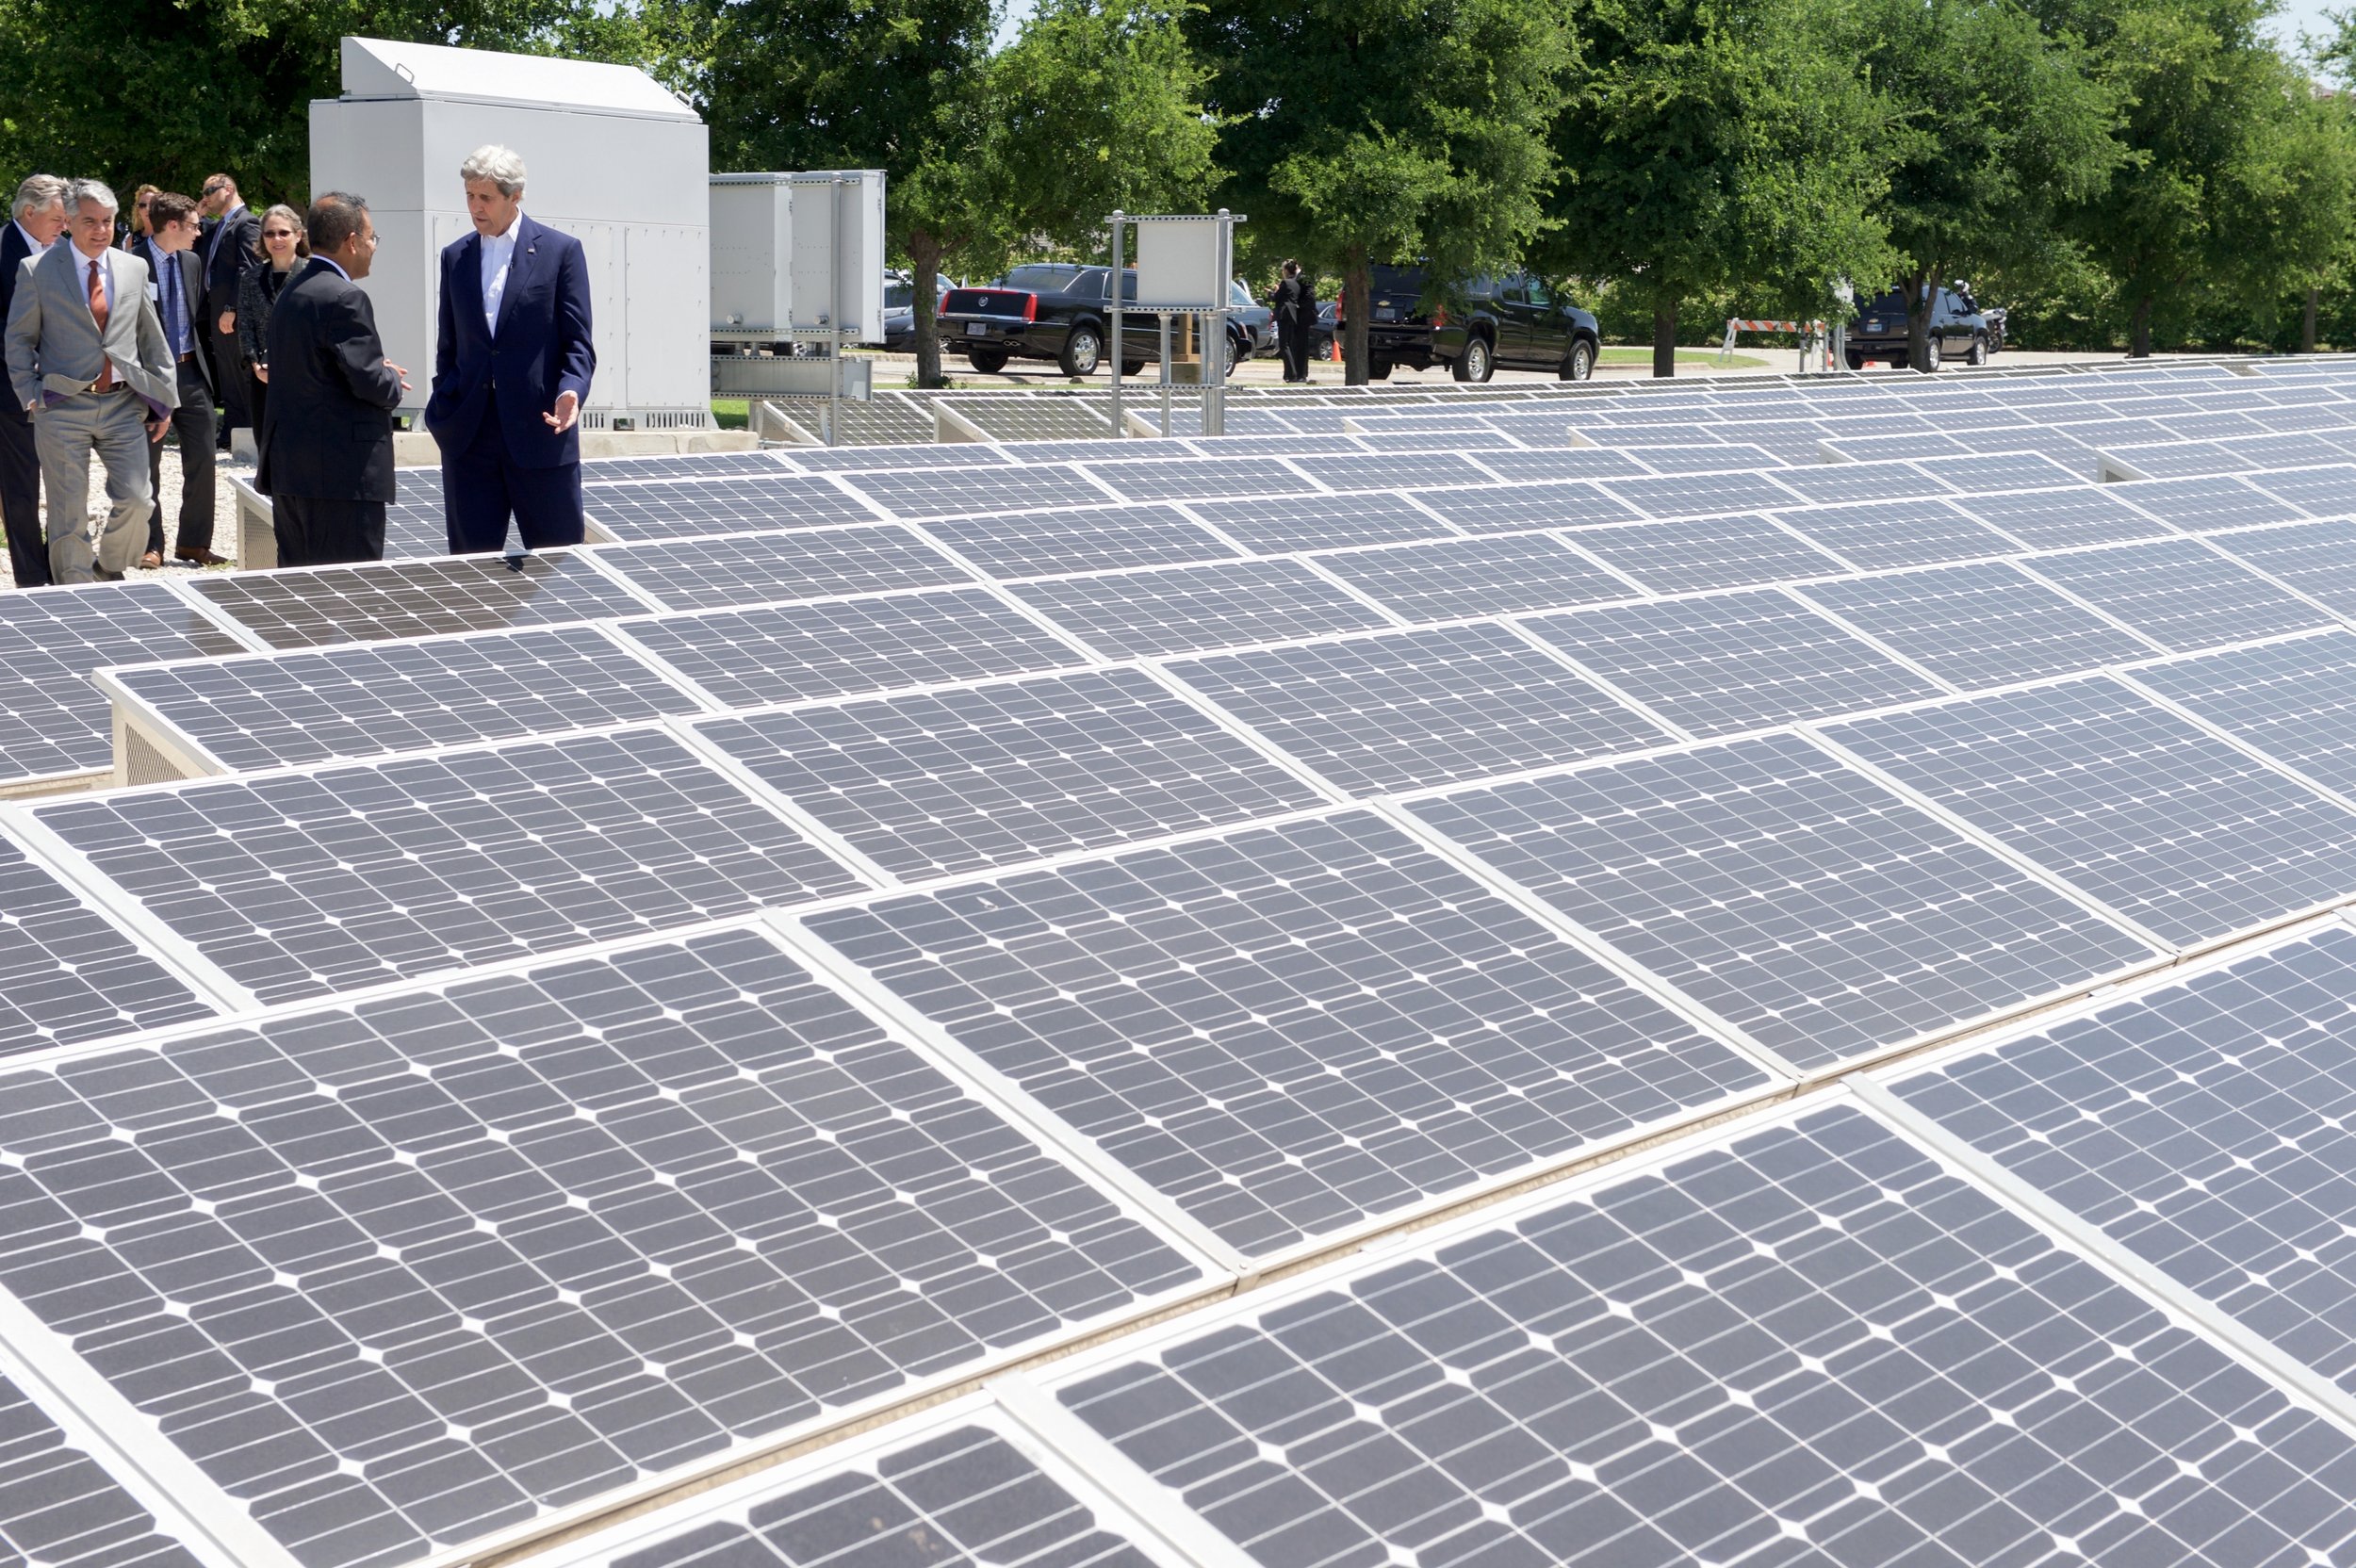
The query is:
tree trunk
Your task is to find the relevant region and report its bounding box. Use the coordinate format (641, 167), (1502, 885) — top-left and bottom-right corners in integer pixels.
(1906, 271), (1933, 373)
(2129, 293), (2152, 359)
(1343, 247), (1371, 386)
(909, 230), (946, 388)
(2303, 287), (2320, 354)
(1652, 297), (1677, 378)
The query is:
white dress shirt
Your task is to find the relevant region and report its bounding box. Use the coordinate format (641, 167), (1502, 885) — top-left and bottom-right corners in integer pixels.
(12, 220), (53, 257)
(76, 249), (114, 318)
(479, 217), (519, 338)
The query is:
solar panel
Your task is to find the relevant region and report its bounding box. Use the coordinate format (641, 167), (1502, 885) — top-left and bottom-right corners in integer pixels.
(1628, 442), (1785, 474)
(0, 582), (248, 784)
(2220, 433), (2352, 469)
(1908, 451), (2083, 493)
(1414, 733), (2157, 1071)
(941, 399), (1114, 442)
(1008, 559), (1393, 658)
(842, 467), (1116, 520)
(0, 1361), (209, 1568)
(1410, 481), (1644, 531)
(1292, 452), (1497, 492)
(1823, 432), (1972, 463)
(2097, 441), (2256, 480)
(0, 925), (1202, 1568)
(1890, 921), (2356, 1401)
(1078, 457), (1313, 503)
(585, 476), (881, 540)
(27, 727), (867, 1005)
(2021, 538), (2336, 652)
(1821, 675), (2356, 949)
(2105, 475), (2306, 532)
(1603, 472), (1800, 519)
(0, 829), (216, 1057)
(101, 626), (706, 774)
(1572, 514), (1847, 595)
(2125, 629), (2356, 799)
(610, 589), (1086, 710)
(799, 810), (1770, 1257)
(918, 503), (1235, 578)
(1166, 625), (1670, 794)
(1314, 534), (1636, 621)
(189, 553), (651, 651)
(1185, 491), (1457, 551)
(2208, 520), (2356, 615)
(581, 451), (791, 482)
(1770, 498), (2013, 571)
(817, 395), (943, 446)
(690, 667), (1325, 879)
(2246, 464), (2356, 517)
(1947, 487), (2175, 549)
(594, 527), (973, 612)
(1524, 589), (1948, 737)
(1357, 426), (1517, 452)
(1765, 461), (1953, 506)
(787, 442), (1007, 472)
(551, 1401), (1176, 1568)
(1797, 561), (2156, 689)
(1050, 1100), (2356, 1568)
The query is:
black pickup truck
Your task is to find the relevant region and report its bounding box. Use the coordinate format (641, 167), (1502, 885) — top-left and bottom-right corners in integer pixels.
(1360, 265), (1602, 381)
(941, 264), (1252, 377)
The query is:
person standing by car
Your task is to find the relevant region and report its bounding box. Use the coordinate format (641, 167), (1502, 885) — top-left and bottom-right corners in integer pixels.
(237, 205), (306, 441)
(1271, 261), (1312, 383)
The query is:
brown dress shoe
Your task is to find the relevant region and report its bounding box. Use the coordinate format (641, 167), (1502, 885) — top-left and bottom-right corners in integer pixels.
(139, 550), (163, 569)
(173, 546), (229, 566)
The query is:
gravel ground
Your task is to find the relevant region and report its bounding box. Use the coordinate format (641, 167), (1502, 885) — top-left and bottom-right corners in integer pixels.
(34, 433), (249, 576)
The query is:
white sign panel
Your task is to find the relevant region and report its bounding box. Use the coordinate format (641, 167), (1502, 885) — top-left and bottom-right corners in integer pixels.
(1133, 217), (1226, 310)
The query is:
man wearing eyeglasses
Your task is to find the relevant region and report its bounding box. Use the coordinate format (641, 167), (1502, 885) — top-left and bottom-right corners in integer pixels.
(198, 174), (258, 451)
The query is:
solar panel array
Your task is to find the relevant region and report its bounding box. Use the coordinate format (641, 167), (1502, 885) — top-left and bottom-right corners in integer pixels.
(22, 355), (2356, 1568)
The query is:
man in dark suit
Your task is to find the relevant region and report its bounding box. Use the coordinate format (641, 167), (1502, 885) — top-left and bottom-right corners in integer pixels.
(141, 192), (223, 565)
(198, 173), (259, 449)
(425, 144), (594, 555)
(257, 192), (408, 566)
(0, 174), (66, 586)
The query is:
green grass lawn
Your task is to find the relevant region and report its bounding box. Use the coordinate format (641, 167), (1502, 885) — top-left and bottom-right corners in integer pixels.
(712, 399), (749, 430)
(1596, 347), (1770, 368)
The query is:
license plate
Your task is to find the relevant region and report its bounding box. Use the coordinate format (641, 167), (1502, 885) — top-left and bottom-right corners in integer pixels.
(1864, 320), (1882, 332)
(970, 324), (994, 337)
(1375, 307), (1399, 321)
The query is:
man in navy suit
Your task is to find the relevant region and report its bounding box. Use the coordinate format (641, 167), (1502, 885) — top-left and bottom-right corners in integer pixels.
(424, 145), (595, 554)
(0, 174), (66, 586)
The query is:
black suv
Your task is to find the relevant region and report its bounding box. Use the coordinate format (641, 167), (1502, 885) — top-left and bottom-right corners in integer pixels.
(1847, 285), (1993, 370)
(940, 265), (1252, 377)
(1359, 265), (1602, 381)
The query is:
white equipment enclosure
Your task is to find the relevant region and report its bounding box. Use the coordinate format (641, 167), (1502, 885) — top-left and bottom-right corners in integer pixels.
(710, 172), (887, 347)
(310, 37), (712, 431)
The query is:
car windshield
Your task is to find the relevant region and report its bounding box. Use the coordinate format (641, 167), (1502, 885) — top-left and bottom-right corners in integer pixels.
(1231, 279), (1252, 307)
(1863, 288), (1915, 317)
(884, 283), (913, 308)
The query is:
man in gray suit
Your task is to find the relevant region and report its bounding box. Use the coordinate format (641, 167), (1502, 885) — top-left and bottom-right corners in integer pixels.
(4, 179), (175, 582)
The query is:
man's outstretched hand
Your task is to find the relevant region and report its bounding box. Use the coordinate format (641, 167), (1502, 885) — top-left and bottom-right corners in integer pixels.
(545, 389), (579, 433)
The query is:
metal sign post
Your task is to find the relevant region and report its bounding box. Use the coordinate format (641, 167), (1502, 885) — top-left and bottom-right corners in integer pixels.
(1107, 208), (1244, 440)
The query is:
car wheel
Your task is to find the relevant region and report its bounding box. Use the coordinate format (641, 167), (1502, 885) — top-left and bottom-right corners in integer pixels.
(1058, 324), (1104, 377)
(967, 348), (1009, 374)
(1922, 335), (1942, 373)
(1968, 334), (1988, 367)
(1121, 361), (1149, 377)
(1367, 357), (1393, 381)
(1561, 339), (1595, 381)
(1845, 350), (1866, 371)
(1452, 334), (1494, 383)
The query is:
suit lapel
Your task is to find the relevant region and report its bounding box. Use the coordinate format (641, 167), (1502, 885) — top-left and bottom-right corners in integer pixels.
(492, 215), (535, 339)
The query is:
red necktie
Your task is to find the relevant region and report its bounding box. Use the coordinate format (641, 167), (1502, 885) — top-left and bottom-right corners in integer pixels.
(87, 259), (113, 391)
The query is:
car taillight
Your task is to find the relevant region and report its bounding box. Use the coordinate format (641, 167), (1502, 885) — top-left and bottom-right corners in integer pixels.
(1023, 295), (1038, 322)
(1432, 306), (1447, 329)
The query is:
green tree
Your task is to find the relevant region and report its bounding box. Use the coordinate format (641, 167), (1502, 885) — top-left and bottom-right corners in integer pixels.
(1543, 0), (1897, 378)
(0, 0), (638, 204)
(1189, 0), (1575, 383)
(1855, 0), (2123, 369)
(2042, 0), (2355, 356)
(660, 0), (1214, 386)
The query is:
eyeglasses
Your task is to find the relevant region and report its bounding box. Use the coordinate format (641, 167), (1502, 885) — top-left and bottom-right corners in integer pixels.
(262, 228), (297, 239)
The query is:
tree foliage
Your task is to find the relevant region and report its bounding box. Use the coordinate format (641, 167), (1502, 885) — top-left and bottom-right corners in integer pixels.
(1853, 0), (2123, 368)
(1543, 0), (1896, 376)
(0, 0), (641, 205)
(1188, 0), (1574, 381)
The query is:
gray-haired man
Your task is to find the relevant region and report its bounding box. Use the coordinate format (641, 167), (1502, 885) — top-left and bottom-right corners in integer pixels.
(0, 174), (66, 585)
(4, 179), (176, 581)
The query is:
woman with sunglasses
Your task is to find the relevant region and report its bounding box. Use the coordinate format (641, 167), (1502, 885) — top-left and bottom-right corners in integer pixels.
(236, 205), (307, 440)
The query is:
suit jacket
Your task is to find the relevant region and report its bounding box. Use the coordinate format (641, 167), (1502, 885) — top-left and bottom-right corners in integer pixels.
(425, 213), (594, 469)
(203, 204), (258, 322)
(5, 243), (176, 419)
(257, 257), (402, 501)
(0, 223), (33, 416)
(154, 249), (218, 402)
